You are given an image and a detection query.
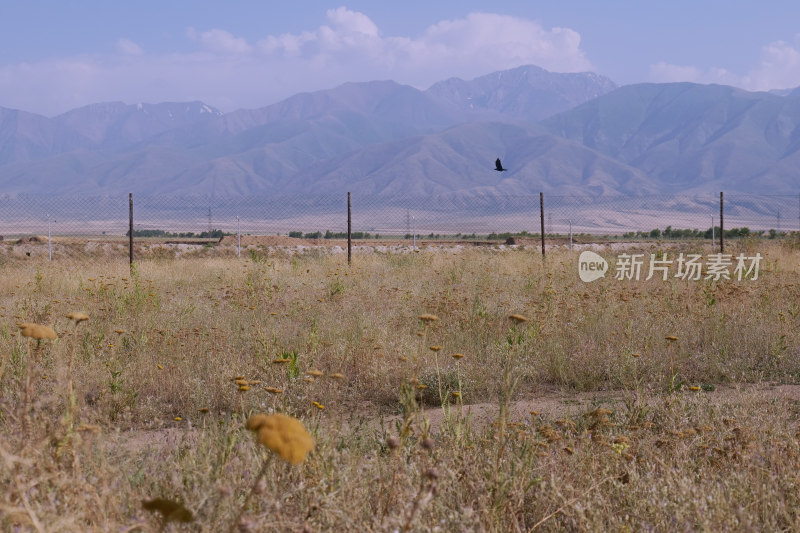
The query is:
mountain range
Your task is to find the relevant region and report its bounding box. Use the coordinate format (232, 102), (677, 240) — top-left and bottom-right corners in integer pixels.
(0, 64), (798, 199)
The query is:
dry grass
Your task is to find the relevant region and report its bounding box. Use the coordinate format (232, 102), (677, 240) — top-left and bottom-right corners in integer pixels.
(0, 239), (799, 531)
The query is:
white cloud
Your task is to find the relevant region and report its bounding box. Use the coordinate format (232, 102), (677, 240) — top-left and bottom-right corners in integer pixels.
(0, 9), (592, 116)
(650, 36), (800, 92)
(742, 38), (800, 91)
(187, 27), (253, 54)
(258, 10), (591, 80)
(326, 6), (379, 37)
(115, 38), (143, 56)
(418, 13), (590, 73)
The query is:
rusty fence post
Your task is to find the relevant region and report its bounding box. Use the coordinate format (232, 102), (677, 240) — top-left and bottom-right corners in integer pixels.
(719, 191), (724, 253)
(540, 192), (545, 257)
(129, 193), (134, 269)
(347, 192), (352, 265)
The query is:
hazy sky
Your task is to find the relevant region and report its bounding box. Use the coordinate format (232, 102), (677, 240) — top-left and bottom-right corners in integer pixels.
(2, 1), (799, 116)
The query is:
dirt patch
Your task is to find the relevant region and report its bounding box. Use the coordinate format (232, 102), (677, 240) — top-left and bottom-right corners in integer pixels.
(384, 383), (800, 433)
(15, 235), (46, 244)
(218, 235), (324, 247)
(108, 383), (800, 454)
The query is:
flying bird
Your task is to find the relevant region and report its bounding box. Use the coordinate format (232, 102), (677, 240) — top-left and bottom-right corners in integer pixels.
(494, 158), (507, 172)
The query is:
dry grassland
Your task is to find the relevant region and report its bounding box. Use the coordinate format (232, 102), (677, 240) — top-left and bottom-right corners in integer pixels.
(1, 238), (799, 531)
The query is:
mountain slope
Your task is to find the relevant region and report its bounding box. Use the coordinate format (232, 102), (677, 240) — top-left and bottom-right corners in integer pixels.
(541, 83), (800, 193)
(426, 65), (617, 122)
(2, 66), (799, 199)
(0, 66), (629, 197)
(53, 101), (223, 149)
(0, 107), (70, 165)
(285, 122), (658, 197)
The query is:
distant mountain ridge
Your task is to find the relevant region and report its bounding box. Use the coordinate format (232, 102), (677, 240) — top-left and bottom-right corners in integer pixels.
(540, 83), (800, 194)
(0, 65), (798, 198)
(426, 65), (617, 123)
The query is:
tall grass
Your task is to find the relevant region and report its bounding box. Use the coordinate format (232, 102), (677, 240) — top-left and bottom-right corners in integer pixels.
(0, 241), (798, 530)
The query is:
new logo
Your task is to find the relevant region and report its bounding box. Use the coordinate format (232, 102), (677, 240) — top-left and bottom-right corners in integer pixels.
(578, 251), (608, 283)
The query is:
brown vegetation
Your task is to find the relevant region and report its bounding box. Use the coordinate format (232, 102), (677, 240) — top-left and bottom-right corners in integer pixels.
(0, 240), (799, 530)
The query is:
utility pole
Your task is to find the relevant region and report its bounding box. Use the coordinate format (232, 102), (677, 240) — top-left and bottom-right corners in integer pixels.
(569, 219), (573, 251)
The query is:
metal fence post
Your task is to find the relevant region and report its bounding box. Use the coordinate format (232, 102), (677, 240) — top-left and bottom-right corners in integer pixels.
(347, 192), (352, 265)
(47, 214), (52, 261)
(539, 192), (545, 257)
(129, 193), (134, 268)
(719, 191), (724, 253)
(237, 216), (241, 258)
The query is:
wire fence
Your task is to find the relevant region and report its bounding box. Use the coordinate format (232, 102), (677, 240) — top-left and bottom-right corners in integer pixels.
(0, 192), (798, 260)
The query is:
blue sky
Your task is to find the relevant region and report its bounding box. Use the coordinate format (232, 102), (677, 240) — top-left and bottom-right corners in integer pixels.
(1, 1), (799, 116)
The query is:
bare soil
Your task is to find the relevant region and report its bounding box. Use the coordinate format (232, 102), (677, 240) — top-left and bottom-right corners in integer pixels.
(110, 383), (800, 454)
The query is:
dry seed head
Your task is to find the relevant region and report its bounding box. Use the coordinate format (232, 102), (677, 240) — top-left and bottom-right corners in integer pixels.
(307, 369), (324, 377)
(66, 312), (89, 323)
(508, 314), (529, 324)
(264, 387), (284, 394)
(312, 401), (325, 410)
(587, 407), (613, 418)
(665, 335), (678, 341)
(238, 385), (250, 392)
(272, 358), (291, 364)
(423, 467), (439, 480)
(142, 499), (193, 524)
(328, 372), (345, 379)
(245, 413), (314, 465)
(418, 314), (439, 323)
(17, 323), (57, 340)
(689, 386), (701, 391)
(235, 379), (249, 386)
(174, 417), (182, 421)
(451, 353), (464, 359)
(429, 345), (443, 352)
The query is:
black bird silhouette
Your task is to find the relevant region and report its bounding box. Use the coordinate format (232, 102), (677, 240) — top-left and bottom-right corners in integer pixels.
(494, 158), (507, 172)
